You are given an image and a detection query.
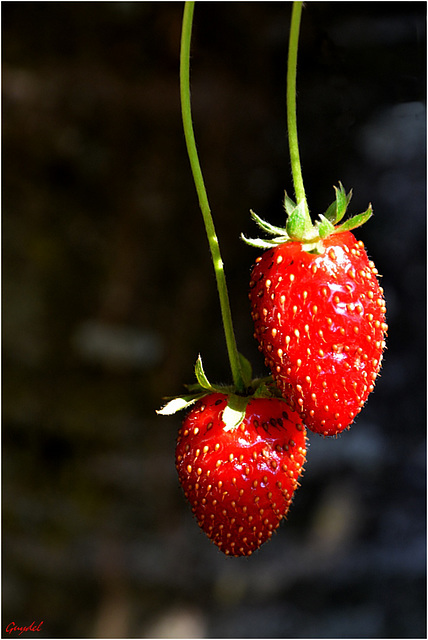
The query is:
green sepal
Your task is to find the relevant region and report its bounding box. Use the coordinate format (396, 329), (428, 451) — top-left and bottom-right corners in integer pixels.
(157, 353), (256, 422)
(195, 353), (212, 390)
(323, 199), (338, 224)
(250, 210), (289, 238)
(335, 204), (373, 233)
(157, 366), (290, 424)
(184, 382), (203, 393)
(156, 393), (207, 416)
(193, 354), (235, 395)
(253, 378), (280, 399)
(334, 182), (350, 223)
(323, 182), (353, 225)
(241, 234), (287, 249)
(286, 201), (309, 240)
(243, 182), (372, 253)
(317, 214), (335, 239)
(283, 191), (297, 217)
(222, 394), (249, 431)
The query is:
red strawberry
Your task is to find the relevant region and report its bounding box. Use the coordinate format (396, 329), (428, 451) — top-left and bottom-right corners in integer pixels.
(245, 186), (387, 436)
(175, 392), (306, 556)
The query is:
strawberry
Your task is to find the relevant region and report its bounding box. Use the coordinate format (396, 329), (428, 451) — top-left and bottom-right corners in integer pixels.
(245, 184), (387, 437)
(175, 392), (306, 556)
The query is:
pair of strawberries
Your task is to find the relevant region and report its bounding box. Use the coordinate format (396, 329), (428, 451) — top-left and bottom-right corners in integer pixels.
(161, 185), (387, 556)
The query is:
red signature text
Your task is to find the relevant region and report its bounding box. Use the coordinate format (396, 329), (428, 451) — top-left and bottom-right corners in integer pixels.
(5, 621), (44, 635)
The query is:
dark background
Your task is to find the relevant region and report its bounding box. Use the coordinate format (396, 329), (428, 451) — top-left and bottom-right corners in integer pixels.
(2, 2), (426, 638)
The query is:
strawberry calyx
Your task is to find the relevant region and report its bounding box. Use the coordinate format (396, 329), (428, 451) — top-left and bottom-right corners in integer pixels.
(157, 354), (283, 430)
(242, 183), (372, 253)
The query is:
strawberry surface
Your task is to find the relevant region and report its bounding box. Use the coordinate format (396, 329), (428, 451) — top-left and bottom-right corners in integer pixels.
(249, 231), (387, 436)
(176, 393), (306, 556)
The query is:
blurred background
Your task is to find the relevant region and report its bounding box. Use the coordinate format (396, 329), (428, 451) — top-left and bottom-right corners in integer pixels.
(2, 2), (426, 638)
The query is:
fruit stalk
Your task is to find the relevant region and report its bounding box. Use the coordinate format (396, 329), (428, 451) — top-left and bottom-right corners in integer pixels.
(180, 1), (245, 393)
(287, 1), (310, 223)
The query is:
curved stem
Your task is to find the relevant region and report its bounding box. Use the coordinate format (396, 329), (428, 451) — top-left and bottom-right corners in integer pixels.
(287, 1), (310, 221)
(180, 1), (245, 393)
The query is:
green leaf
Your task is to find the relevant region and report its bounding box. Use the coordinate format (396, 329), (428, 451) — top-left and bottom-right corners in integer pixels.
(222, 394), (249, 431)
(238, 352), (253, 389)
(318, 214), (335, 239)
(283, 191), (297, 216)
(194, 354), (213, 390)
(335, 204), (373, 233)
(286, 201), (308, 240)
(250, 210), (288, 238)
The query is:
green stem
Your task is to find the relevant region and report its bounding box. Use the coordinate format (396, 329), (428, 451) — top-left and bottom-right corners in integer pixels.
(180, 1), (245, 393)
(287, 1), (310, 221)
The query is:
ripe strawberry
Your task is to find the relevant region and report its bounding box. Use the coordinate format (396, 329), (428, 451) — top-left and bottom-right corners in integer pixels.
(245, 185), (387, 436)
(175, 392), (306, 556)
